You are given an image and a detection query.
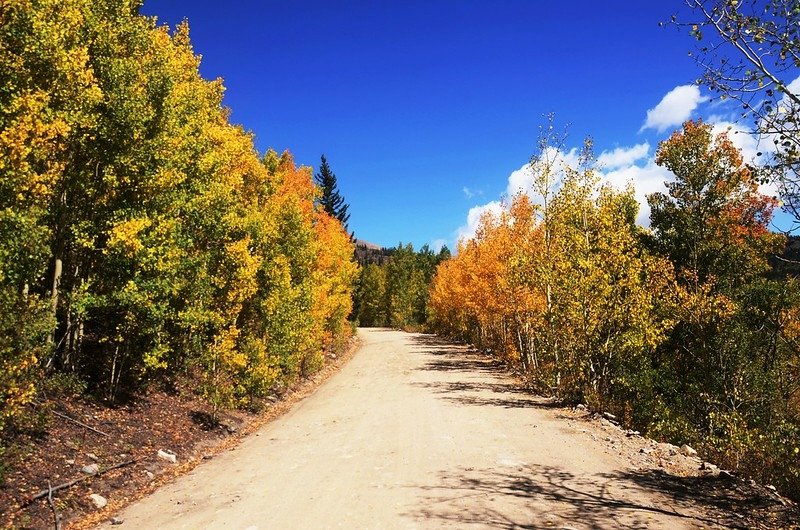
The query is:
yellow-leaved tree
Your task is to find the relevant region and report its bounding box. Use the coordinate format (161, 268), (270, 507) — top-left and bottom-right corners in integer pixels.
(0, 1), (358, 429)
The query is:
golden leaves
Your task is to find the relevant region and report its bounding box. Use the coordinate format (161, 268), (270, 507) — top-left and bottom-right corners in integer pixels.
(430, 158), (672, 393)
(0, 0), (358, 425)
(106, 217), (151, 256)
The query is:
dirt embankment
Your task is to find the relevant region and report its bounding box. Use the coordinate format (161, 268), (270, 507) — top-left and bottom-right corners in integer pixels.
(2, 338), (360, 530)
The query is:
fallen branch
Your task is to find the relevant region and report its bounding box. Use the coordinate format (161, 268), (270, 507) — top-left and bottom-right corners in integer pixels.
(51, 409), (109, 437)
(772, 255), (800, 265)
(47, 481), (61, 530)
(27, 459), (137, 506)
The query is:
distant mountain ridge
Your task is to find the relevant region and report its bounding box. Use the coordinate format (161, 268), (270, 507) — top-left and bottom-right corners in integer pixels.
(354, 239), (391, 266)
(355, 239), (383, 251)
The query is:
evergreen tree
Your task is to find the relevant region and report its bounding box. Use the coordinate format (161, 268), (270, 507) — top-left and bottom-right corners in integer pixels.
(314, 155), (350, 230)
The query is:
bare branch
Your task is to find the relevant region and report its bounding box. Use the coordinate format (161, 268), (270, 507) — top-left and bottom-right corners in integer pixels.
(50, 409), (109, 437)
(47, 481), (61, 530)
(26, 459), (137, 505)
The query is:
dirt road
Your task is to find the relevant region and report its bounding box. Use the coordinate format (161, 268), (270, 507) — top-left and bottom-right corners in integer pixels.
(103, 329), (723, 529)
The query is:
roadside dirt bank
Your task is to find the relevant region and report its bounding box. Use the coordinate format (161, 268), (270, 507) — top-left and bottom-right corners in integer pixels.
(2, 336), (360, 530)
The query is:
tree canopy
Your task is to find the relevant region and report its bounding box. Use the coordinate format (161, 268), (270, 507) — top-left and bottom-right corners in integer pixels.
(0, 0), (357, 430)
(429, 121), (800, 500)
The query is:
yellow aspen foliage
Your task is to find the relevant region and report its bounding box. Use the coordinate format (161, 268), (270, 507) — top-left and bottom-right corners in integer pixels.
(430, 138), (674, 409)
(0, 348), (38, 429)
(429, 258), (467, 337)
(201, 325), (248, 413)
(431, 121), (800, 498)
(311, 212), (358, 350)
(105, 217), (152, 256)
(0, 0), (103, 427)
(217, 237), (262, 313)
(0, 1), (357, 428)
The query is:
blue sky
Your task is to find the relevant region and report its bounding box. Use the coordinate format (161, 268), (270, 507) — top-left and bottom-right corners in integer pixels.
(141, 1), (786, 250)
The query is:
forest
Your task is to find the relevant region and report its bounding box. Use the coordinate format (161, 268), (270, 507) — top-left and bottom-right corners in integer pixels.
(352, 242), (450, 329)
(427, 121), (800, 499)
(0, 0), (357, 445)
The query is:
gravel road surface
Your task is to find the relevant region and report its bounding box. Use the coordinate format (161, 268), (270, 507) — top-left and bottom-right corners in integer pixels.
(103, 329), (718, 529)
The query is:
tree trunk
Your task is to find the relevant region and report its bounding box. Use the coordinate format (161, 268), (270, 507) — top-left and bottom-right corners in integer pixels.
(48, 255), (63, 345)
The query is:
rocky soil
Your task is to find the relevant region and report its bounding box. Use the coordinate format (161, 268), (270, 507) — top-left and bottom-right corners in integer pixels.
(0, 338), (360, 530)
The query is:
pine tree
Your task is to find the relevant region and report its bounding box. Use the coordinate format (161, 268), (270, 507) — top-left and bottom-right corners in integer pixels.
(314, 155), (350, 230)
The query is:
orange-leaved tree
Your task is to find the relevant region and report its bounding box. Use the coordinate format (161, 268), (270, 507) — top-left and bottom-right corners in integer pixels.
(647, 121), (798, 492)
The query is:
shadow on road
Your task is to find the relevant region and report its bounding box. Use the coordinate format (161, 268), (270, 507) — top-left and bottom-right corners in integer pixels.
(409, 334), (560, 410)
(404, 463), (792, 529)
(411, 334), (509, 374)
(409, 380), (547, 410)
(406, 333), (798, 529)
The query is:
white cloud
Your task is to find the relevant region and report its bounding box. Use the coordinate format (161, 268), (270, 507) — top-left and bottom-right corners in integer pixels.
(709, 119), (782, 199)
(451, 77), (799, 242)
(597, 142), (650, 169)
(600, 160), (672, 226)
(786, 75), (800, 97)
(429, 238), (448, 252)
(462, 186), (483, 199)
(709, 120), (762, 162)
(704, 74), (800, 164)
(642, 85), (708, 132)
(601, 120), (782, 226)
(506, 164), (534, 197)
(455, 156), (671, 238)
(746, 74), (800, 169)
(506, 147), (580, 199)
(706, 113), (733, 124)
(457, 145), (667, 242)
(455, 200), (504, 242)
(599, 122), (773, 226)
